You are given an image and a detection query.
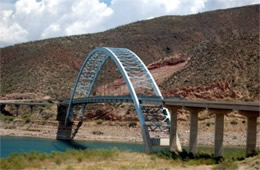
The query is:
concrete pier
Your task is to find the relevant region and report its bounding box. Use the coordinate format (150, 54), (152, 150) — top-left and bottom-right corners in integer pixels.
(209, 109), (231, 157)
(240, 111), (259, 156)
(29, 105), (34, 113)
(185, 107), (204, 154)
(214, 112), (224, 157)
(169, 106), (182, 152)
(15, 104), (19, 117)
(167, 104), (259, 157)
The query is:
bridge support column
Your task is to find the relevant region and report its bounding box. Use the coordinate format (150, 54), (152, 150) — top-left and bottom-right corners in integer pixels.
(185, 107), (204, 154)
(0, 104), (5, 114)
(209, 109), (231, 157)
(29, 105), (34, 113)
(15, 104), (20, 117)
(80, 104), (87, 121)
(239, 111), (259, 156)
(168, 106), (182, 152)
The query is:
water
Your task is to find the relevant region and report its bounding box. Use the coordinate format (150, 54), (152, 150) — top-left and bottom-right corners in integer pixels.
(0, 136), (150, 158)
(0, 136), (247, 159)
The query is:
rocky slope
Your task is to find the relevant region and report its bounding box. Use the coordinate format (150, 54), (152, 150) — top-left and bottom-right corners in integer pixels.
(161, 32), (260, 101)
(1, 5), (259, 101)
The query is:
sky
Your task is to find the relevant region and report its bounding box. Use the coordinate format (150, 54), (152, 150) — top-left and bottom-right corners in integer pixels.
(0, 0), (259, 47)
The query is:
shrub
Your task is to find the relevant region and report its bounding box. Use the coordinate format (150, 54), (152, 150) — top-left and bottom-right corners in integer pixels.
(96, 119), (103, 125)
(230, 120), (238, 125)
(66, 165), (74, 170)
(129, 121), (137, 127)
(92, 131), (104, 135)
(21, 114), (31, 123)
(206, 122), (211, 127)
(0, 115), (14, 123)
(55, 158), (61, 165)
(213, 160), (238, 170)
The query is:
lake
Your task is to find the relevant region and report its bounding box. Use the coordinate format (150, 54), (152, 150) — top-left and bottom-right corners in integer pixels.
(0, 136), (247, 159)
(0, 136), (151, 158)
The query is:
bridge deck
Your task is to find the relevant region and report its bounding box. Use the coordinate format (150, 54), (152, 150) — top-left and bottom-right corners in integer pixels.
(164, 98), (260, 112)
(0, 100), (52, 106)
(70, 96), (163, 105)
(0, 96), (259, 112)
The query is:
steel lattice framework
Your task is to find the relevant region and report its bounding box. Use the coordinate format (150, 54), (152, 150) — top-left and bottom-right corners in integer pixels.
(66, 47), (172, 152)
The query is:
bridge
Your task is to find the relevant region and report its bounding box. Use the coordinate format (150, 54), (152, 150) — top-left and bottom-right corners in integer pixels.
(1, 47), (259, 157)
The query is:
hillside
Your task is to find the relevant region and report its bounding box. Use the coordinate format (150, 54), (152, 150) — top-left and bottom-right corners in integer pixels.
(1, 4), (259, 101)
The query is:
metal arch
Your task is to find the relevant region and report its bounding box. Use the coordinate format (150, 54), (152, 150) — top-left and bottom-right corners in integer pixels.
(107, 48), (171, 122)
(123, 48), (172, 123)
(66, 47), (166, 124)
(65, 49), (108, 123)
(65, 47), (169, 151)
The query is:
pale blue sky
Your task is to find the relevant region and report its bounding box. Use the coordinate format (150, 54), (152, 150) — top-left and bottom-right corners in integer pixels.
(100, 0), (111, 5)
(0, 0), (259, 47)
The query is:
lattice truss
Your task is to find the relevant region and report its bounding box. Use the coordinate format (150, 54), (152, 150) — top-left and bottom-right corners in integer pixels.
(109, 48), (154, 92)
(74, 47), (154, 98)
(68, 47), (170, 135)
(142, 105), (170, 134)
(75, 51), (108, 97)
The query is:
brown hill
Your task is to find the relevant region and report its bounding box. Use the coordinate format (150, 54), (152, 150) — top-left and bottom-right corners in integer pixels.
(0, 5), (259, 101)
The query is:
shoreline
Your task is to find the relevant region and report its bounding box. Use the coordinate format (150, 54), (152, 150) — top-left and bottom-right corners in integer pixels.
(0, 130), (144, 145)
(0, 134), (252, 150)
(1, 117), (260, 148)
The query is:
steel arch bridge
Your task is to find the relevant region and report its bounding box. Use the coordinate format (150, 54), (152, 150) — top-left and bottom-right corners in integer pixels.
(66, 47), (179, 152)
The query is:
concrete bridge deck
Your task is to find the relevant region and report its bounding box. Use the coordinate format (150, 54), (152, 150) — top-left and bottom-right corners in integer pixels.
(1, 96), (259, 112)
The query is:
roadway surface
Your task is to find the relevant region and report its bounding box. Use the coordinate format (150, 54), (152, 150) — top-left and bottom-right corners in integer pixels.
(0, 96), (259, 112)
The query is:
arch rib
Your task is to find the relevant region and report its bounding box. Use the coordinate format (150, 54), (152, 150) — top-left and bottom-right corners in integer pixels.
(125, 49), (163, 98)
(66, 47), (171, 152)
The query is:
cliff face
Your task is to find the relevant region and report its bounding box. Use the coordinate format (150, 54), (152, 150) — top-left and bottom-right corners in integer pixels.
(1, 5), (259, 101)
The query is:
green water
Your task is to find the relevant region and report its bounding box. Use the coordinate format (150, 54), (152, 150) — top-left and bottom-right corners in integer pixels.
(0, 136), (247, 159)
(0, 136), (150, 158)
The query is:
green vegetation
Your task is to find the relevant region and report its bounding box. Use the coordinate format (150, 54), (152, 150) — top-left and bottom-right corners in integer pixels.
(212, 160), (238, 170)
(0, 147), (259, 170)
(205, 121), (213, 127)
(0, 114), (15, 123)
(156, 147), (251, 165)
(128, 121), (137, 127)
(21, 113), (31, 123)
(0, 149), (119, 170)
(230, 119), (238, 125)
(96, 119), (103, 125)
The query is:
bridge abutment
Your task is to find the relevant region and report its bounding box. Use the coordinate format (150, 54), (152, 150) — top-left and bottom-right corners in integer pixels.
(56, 104), (73, 140)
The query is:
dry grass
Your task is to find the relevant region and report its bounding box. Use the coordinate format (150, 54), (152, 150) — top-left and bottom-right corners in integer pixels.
(2, 148), (259, 170)
(0, 150), (178, 170)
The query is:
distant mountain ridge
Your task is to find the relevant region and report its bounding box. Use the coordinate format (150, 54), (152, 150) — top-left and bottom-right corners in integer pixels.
(1, 4), (259, 101)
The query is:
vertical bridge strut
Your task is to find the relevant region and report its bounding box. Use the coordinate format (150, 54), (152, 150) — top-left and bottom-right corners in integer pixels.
(66, 47), (181, 152)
